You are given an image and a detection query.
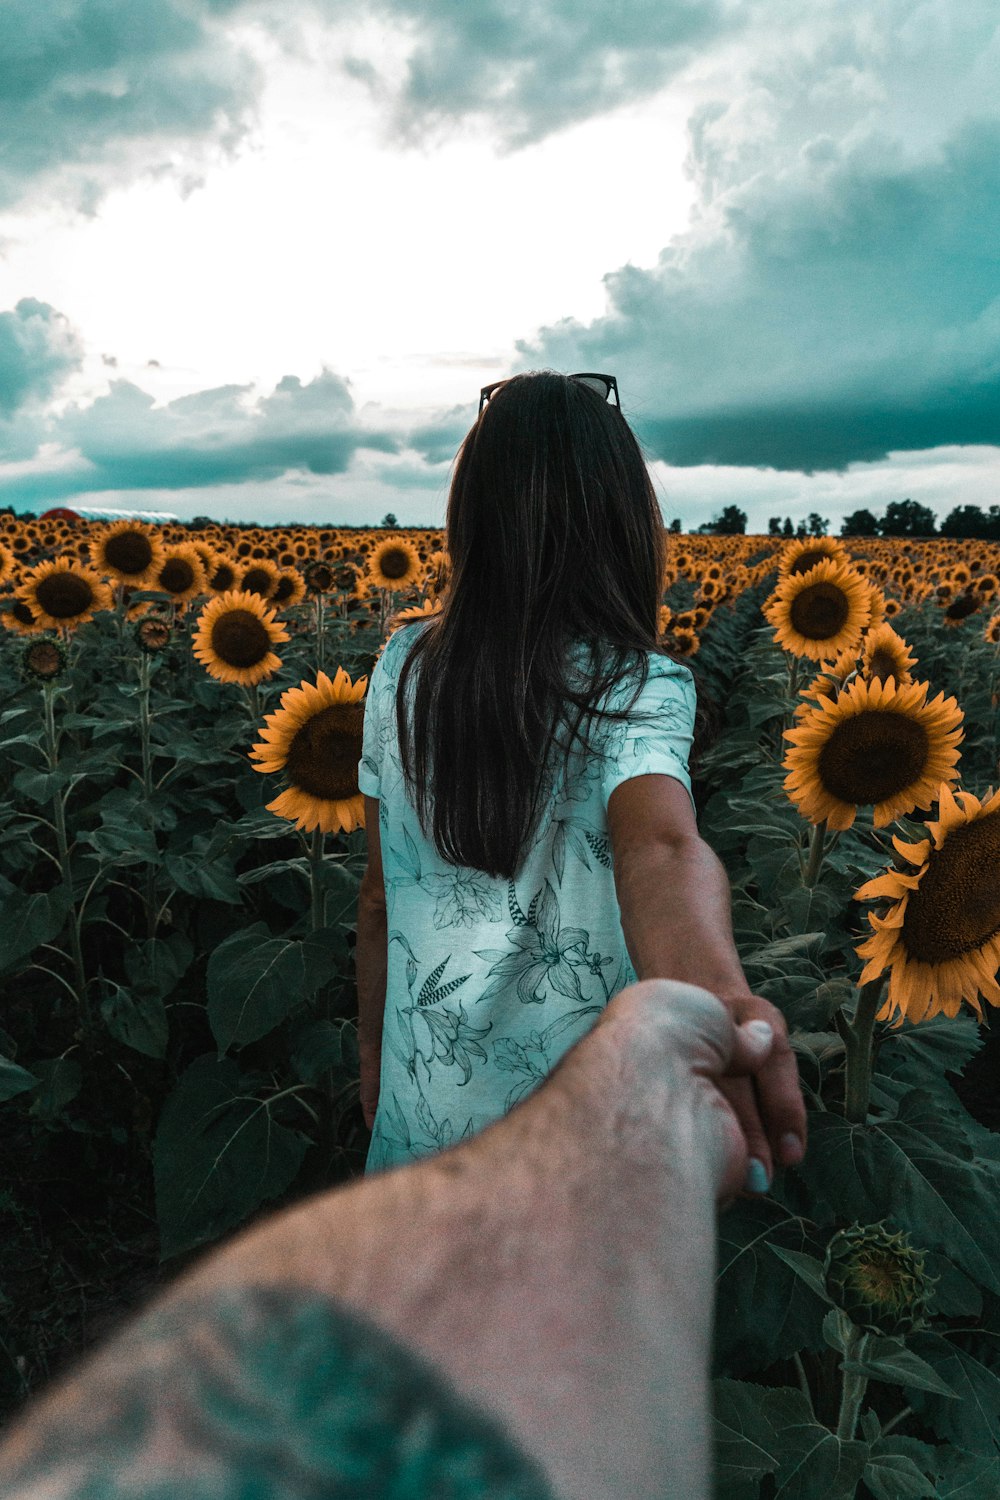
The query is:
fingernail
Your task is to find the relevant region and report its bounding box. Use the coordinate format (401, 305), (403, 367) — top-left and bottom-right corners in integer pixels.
(780, 1132), (803, 1165)
(745, 1021), (773, 1047)
(745, 1157), (771, 1194)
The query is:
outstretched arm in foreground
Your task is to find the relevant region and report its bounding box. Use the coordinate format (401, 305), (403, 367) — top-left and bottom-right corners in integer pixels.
(0, 981), (787, 1500)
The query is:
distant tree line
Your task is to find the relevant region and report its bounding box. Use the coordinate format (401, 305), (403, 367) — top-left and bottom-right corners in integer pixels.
(681, 499), (1000, 540)
(832, 501), (1000, 539)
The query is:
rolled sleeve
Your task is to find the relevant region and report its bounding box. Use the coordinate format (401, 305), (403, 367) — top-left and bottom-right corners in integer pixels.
(598, 657), (698, 820)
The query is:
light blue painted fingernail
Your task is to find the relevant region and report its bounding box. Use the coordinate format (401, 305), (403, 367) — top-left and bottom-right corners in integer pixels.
(745, 1157), (771, 1194)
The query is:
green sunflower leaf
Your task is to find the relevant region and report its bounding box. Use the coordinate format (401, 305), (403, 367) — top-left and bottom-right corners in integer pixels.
(206, 923), (343, 1053)
(793, 1097), (1000, 1296)
(0, 1054), (40, 1102)
(154, 1054), (309, 1260)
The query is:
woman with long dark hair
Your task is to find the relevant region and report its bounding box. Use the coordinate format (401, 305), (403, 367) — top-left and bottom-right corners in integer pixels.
(357, 370), (805, 1192)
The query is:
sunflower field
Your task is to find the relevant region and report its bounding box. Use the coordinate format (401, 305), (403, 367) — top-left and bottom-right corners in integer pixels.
(2, 513), (1000, 1495)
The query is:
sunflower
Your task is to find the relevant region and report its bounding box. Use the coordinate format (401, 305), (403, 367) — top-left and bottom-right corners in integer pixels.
(272, 569), (307, 609)
(20, 634), (67, 682)
(670, 627), (700, 656)
(777, 535), (852, 578)
(764, 557), (872, 662)
(303, 560), (336, 595)
(204, 553), (240, 594)
(88, 519), (166, 585)
(658, 604), (673, 635)
(0, 541), (17, 586)
(137, 617), (172, 653)
(983, 611), (1000, 645)
(883, 597), (902, 618)
(149, 544), (207, 605)
(239, 557), (281, 601)
(248, 667), (368, 834)
(859, 623), (917, 688)
(1, 597), (46, 635)
(16, 559), (115, 631)
(366, 536), (423, 590)
(192, 589), (290, 686)
(387, 597), (443, 636)
(853, 782), (1000, 1028)
(942, 591), (980, 626)
(782, 675), (964, 830)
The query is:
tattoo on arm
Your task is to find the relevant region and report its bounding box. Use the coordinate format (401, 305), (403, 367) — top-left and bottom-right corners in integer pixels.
(0, 1286), (554, 1499)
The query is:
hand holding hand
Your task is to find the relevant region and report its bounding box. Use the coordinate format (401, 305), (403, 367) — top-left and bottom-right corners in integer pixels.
(709, 989), (808, 1193)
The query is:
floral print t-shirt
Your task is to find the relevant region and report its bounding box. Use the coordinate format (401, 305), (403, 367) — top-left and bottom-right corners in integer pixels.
(357, 623), (697, 1175)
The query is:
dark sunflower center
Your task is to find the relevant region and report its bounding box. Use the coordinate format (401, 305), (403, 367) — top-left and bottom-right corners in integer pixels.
(210, 609), (273, 667)
(817, 708), (929, 806)
(159, 558), (196, 594)
(35, 571), (94, 618)
(285, 703), (365, 801)
(789, 550), (831, 576)
(945, 593), (979, 620)
(210, 563), (235, 590)
(902, 810), (1000, 963)
(378, 547), (410, 580)
(13, 600), (37, 624)
(273, 575), (295, 603)
(104, 529), (153, 574)
(242, 566), (274, 597)
(789, 581), (851, 640)
(868, 648), (901, 683)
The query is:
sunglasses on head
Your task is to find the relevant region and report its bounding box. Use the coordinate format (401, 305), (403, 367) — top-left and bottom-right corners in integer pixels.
(478, 372), (620, 416)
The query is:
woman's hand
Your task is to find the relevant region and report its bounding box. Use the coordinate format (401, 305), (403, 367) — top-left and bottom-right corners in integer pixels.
(710, 989), (807, 1191)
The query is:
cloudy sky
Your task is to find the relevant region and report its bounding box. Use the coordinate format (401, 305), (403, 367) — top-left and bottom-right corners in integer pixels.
(0, 0), (997, 533)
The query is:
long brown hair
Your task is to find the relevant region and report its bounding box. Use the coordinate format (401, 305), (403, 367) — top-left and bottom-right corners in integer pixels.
(396, 370), (690, 880)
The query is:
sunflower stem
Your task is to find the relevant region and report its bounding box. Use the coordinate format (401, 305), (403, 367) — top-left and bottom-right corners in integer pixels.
(787, 653), (800, 702)
(842, 978), (884, 1124)
(836, 1324), (870, 1441)
(42, 681), (91, 1032)
(803, 817), (828, 887)
(310, 824), (325, 930)
(243, 682), (261, 722)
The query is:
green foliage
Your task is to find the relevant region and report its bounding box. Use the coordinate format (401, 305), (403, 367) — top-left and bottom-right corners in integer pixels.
(692, 584), (1000, 1490)
(0, 595), (376, 1302)
(153, 1054), (311, 1259)
(4, 540), (1000, 1484)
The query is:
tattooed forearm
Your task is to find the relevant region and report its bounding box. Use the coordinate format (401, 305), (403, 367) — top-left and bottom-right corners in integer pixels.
(0, 1286), (553, 1500)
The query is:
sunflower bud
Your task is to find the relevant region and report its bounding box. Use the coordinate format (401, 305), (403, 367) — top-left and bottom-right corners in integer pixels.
(822, 1221), (937, 1336)
(20, 635), (67, 682)
(137, 617), (172, 653)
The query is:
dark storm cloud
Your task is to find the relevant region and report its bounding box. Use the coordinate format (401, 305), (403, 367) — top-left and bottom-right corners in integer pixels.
(0, 367), (401, 501)
(0, 0), (260, 210)
(521, 107), (1000, 471)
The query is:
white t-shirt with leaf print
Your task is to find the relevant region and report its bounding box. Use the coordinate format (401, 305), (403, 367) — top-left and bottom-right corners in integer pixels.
(357, 621), (697, 1175)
